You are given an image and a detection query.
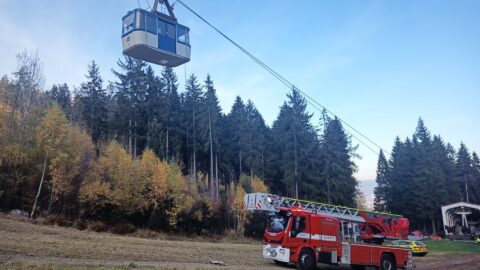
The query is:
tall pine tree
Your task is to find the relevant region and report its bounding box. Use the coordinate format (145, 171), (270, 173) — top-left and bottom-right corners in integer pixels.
(182, 74), (203, 184)
(374, 150), (389, 211)
(79, 61), (108, 142)
(112, 57), (147, 157)
(322, 117), (357, 207)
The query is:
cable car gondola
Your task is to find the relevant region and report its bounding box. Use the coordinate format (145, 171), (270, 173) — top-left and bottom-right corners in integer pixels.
(122, 0), (190, 67)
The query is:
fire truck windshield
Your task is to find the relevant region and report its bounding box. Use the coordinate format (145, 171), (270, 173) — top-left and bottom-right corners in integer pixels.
(267, 212), (289, 233)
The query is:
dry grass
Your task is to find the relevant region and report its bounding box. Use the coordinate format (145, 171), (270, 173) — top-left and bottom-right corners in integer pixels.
(0, 214), (276, 270)
(1, 214), (479, 270)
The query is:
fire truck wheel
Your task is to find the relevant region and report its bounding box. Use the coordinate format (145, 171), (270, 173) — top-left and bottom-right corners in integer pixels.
(380, 254), (396, 270)
(296, 249), (316, 270)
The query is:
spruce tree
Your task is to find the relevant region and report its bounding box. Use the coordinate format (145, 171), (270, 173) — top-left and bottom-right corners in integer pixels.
(79, 61), (108, 142)
(182, 74), (203, 184)
(112, 57), (147, 157)
(456, 142), (473, 203)
(272, 89), (323, 200)
(225, 96), (249, 181)
(161, 67), (182, 161)
(47, 83), (71, 116)
(245, 100), (269, 180)
(411, 118), (434, 231)
(387, 137), (414, 216)
(471, 152), (480, 203)
(144, 66), (164, 153)
(374, 150), (389, 211)
(199, 75), (222, 200)
(322, 117), (357, 207)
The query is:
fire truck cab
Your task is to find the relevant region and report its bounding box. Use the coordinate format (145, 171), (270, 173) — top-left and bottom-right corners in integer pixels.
(264, 208), (412, 270)
(245, 193), (413, 270)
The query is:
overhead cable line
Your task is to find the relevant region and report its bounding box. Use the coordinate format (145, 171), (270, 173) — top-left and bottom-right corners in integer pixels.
(144, 0), (152, 10)
(176, 0), (387, 157)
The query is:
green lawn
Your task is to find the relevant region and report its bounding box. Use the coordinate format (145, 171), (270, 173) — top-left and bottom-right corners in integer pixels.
(423, 239), (480, 256)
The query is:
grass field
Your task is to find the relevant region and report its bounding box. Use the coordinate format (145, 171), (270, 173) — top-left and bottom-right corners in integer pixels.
(421, 239), (480, 255)
(0, 214), (479, 270)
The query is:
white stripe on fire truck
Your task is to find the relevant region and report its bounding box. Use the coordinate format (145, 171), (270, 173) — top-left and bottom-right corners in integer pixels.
(295, 233), (336, 242)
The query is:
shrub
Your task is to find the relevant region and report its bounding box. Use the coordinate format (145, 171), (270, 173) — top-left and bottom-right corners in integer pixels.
(42, 216), (57, 225)
(74, 220), (88, 230)
(111, 223), (137, 235)
(90, 221), (108, 232)
(55, 216), (73, 227)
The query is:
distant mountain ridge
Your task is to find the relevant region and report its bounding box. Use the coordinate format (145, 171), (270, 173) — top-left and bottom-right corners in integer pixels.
(358, 180), (376, 209)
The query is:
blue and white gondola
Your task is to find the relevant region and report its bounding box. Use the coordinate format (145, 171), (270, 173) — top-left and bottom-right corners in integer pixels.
(122, 0), (190, 67)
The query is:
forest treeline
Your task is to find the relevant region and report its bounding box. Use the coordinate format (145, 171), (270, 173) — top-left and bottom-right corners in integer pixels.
(0, 51), (357, 235)
(374, 119), (480, 234)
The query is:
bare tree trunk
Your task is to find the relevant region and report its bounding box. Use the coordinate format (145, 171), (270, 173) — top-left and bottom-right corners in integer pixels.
(209, 112), (214, 201)
(192, 110), (197, 185)
(261, 145), (265, 180)
(249, 125), (253, 179)
(128, 118), (132, 156)
(293, 105), (298, 199)
(239, 152), (242, 177)
(48, 192), (54, 213)
(31, 155), (47, 218)
(134, 120), (137, 159)
(322, 112), (331, 204)
(327, 177), (331, 204)
(465, 177), (469, 203)
(431, 218), (436, 235)
(215, 154), (219, 200)
(147, 118), (150, 148)
(166, 128), (169, 161)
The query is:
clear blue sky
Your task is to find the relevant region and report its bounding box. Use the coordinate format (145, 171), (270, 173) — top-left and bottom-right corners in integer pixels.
(0, 0), (479, 181)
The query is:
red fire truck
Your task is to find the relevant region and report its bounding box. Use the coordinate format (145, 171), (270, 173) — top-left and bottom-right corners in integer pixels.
(244, 193), (413, 270)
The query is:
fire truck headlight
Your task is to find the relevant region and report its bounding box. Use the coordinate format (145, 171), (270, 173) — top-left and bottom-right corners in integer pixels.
(266, 197), (273, 204)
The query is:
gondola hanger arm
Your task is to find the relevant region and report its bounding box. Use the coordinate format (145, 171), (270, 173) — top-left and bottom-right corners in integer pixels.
(152, 0), (177, 20)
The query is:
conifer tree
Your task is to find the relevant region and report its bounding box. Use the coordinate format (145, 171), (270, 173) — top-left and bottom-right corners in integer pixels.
(144, 66), (164, 153)
(471, 152), (480, 203)
(161, 67), (182, 160)
(374, 150), (389, 211)
(47, 83), (71, 116)
(456, 143), (473, 203)
(79, 61), (108, 142)
(385, 138), (411, 214)
(245, 101), (269, 180)
(182, 74), (203, 184)
(272, 89), (322, 200)
(225, 96), (249, 181)
(322, 117), (357, 207)
(200, 75), (222, 200)
(112, 57), (147, 157)
(410, 118), (434, 231)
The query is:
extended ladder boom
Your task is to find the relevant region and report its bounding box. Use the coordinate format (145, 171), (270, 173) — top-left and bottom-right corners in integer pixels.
(244, 193), (402, 224)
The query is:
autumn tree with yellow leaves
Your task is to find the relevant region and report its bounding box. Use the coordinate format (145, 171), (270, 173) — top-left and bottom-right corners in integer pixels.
(31, 103), (69, 217)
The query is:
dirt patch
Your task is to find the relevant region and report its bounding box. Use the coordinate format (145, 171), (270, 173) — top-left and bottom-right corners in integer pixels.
(413, 253), (480, 270)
